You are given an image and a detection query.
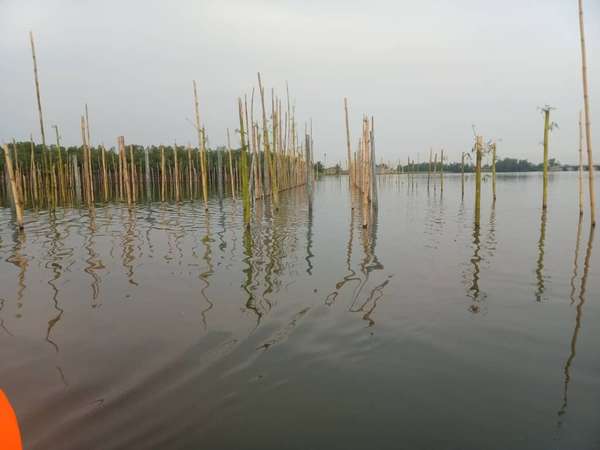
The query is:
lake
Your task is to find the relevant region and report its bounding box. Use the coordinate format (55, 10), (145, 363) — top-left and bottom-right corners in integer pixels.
(1, 172), (598, 450)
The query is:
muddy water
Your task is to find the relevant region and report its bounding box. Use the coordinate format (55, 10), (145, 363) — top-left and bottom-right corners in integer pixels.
(0, 173), (598, 450)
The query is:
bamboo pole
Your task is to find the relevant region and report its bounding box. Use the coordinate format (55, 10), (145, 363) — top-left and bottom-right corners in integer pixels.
(173, 143), (180, 202)
(428, 148), (432, 187)
(578, 111), (584, 216)
(226, 129), (235, 200)
(440, 148), (444, 193)
(344, 98), (352, 188)
(578, 0), (595, 226)
(200, 128), (209, 210)
(305, 133), (313, 211)
(52, 126), (66, 203)
(193, 81), (208, 209)
(29, 138), (38, 205)
(461, 152), (465, 199)
(475, 136), (483, 226)
(73, 153), (81, 203)
(370, 117), (378, 209)
(542, 108), (551, 210)
(257, 73), (278, 207)
(81, 116), (92, 204)
(492, 142), (497, 201)
(129, 145), (136, 203)
(160, 145), (166, 202)
(119, 136), (131, 206)
(2, 144), (24, 229)
(238, 98), (250, 226)
(29, 32), (47, 164)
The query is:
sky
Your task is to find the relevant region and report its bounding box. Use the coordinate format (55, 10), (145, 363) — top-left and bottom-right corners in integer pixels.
(1, 0), (599, 166)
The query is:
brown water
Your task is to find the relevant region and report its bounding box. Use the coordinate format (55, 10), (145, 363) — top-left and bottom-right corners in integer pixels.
(1, 173), (599, 450)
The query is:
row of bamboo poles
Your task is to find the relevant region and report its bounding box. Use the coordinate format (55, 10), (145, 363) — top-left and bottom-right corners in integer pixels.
(1, 30), (316, 232)
(344, 99), (378, 228)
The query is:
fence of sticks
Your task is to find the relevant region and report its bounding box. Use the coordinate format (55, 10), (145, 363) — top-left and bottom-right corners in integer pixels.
(1, 33), (316, 231)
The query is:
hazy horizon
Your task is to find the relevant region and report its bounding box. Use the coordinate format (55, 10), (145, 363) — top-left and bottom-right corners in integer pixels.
(1, 0), (598, 165)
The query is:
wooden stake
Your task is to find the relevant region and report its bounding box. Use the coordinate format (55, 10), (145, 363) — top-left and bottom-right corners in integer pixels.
(578, 0), (596, 226)
(542, 108), (551, 210)
(579, 111), (584, 216)
(3, 144), (24, 229)
(344, 98), (352, 188)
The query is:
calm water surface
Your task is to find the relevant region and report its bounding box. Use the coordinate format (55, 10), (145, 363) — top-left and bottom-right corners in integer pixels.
(1, 173), (599, 450)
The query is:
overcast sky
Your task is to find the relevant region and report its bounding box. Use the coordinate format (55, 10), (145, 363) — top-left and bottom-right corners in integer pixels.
(1, 0), (598, 165)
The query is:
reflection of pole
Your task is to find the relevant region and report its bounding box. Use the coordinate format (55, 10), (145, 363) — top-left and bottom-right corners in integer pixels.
(558, 224), (595, 420)
(535, 210), (547, 302)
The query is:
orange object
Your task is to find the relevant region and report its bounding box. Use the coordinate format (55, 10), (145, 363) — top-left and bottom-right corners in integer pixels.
(0, 390), (22, 450)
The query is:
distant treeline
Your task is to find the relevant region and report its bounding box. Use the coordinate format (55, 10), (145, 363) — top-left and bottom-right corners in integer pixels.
(395, 158), (562, 173)
(0, 142), (241, 173)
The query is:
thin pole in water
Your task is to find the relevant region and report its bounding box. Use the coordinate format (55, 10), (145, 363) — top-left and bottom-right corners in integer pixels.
(578, 0), (595, 226)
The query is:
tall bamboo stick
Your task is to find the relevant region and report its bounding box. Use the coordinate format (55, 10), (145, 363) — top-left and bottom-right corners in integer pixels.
(193, 80), (208, 209)
(492, 142), (497, 201)
(578, 0), (596, 226)
(119, 136), (131, 206)
(578, 111), (584, 216)
(173, 143), (180, 202)
(461, 152), (465, 199)
(2, 144), (24, 229)
(160, 145), (166, 202)
(542, 108), (551, 210)
(238, 98), (250, 225)
(29, 32), (47, 162)
(227, 129), (235, 200)
(101, 144), (109, 201)
(475, 136), (483, 226)
(344, 98), (352, 188)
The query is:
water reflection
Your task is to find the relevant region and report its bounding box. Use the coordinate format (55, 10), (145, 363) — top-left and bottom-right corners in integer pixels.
(45, 212), (66, 351)
(84, 208), (105, 308)
(349, 206), (387, 326)
(199, 214), (214, 329)
(122, 208), (139, 287)
(7, 231), (28, 318)
(467, 214), (483, 313)
(557, 224), (595, 422)
(325, 193), (359, 306)
(535, 210), (548, 302)
(0, 297), (12, 336)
